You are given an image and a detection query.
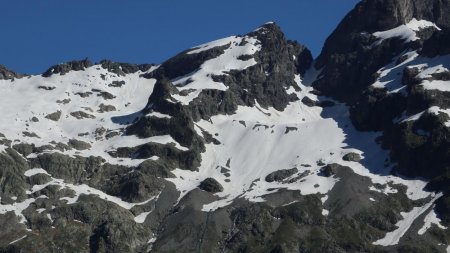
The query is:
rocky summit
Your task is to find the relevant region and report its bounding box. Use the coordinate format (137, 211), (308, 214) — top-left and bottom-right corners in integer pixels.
(1, 0), (450, 252)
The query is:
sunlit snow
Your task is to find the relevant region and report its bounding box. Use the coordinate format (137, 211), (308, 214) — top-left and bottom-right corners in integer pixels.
(372, 18), (440, 45)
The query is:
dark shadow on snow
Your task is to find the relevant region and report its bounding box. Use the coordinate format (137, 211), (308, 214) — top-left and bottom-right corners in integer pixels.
(111, 111), (143, 125)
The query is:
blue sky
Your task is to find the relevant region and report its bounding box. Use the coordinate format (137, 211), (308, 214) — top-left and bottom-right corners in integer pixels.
(1, 0), (359, 74)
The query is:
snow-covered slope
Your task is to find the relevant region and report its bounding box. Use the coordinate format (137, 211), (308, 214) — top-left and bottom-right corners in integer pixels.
(168, 74), (432, 213)
(0, 64), (196, 165)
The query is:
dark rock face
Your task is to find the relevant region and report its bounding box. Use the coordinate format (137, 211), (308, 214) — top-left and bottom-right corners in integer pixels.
(315, 0), (450, 191)
(383, 114), (450, 180)
(422, 30), (450, 57)
(320, 164), (339, 177)
(110, 142), (200, 171)
(68, 139), (91, 150)
(211, 23), (312, 113)
(148, 185), (435, 253)
(199, 178), (223, 193)
(41, 59), (154, 78)
(314, 0), (450, 103)
(146, 45), (228, 80)
(42, 59), (93, 77)
(0, 149), (29, 201)
(99, 60), (154, 76)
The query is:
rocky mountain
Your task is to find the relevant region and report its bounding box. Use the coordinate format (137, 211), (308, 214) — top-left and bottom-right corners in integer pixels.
(1, 0), (450, 252)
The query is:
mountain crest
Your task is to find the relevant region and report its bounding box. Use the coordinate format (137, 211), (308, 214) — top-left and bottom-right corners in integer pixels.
(0, 64), (24, 80)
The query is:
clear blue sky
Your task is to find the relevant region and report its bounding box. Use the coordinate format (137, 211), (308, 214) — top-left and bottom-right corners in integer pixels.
(1, 0), (359, 74)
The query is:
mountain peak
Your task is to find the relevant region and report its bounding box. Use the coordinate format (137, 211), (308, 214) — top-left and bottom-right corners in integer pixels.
(249, 21), (285, 40)
(144, 22), (312, 116)
(253, 21), (278, 31)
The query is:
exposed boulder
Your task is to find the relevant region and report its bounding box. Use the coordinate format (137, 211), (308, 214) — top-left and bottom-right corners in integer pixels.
(320, 164), (341, 177)
(198, 178), (223, 193)
(22, 131), (39, 138)
(68, 139), (91, 150)
(108, 80), (126, 87)
(265, 168), (298, 182)
(97, 91), (116, 100)
(301, 96), (318, 107)
(70, 111), (95, 119)
(342, 152), (362, 162)
(97, 104), (116, 113)
(45, 111), (62, 121)
(74, 91), (92, 98)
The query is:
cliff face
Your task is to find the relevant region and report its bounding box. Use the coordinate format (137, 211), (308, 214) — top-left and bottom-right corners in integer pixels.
(1, 2), (450, 252)
(314, 0), (450, 219)
(315, 0), (450, 102)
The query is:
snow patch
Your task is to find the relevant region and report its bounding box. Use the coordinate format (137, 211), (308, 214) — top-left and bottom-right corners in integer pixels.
(373, 193), (442, 246)
(371, 51), (418, 94)
(134, 211), (151, 223)
(187, 36), (237, 55)
(418, 206), (447, 235)
(372, 50), (450, 95)
(24, 168), (50, 177)
(373, 18), (440, 45)
(146, 111), (172, 119)
(9, 235), (27, 245)
(421, 80), (450, 92)
(0, 197), (37, 223)
(399, 106), (450, 127)
(429, 107), (450, 127)
(369, 185), (398, 195)
(30, 175), (157, 210)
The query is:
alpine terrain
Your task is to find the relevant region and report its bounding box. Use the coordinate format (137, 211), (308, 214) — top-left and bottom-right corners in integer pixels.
(1, 0), (450, 252)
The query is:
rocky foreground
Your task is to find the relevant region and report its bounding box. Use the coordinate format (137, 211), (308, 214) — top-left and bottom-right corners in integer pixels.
(1, 0), (450, 252)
